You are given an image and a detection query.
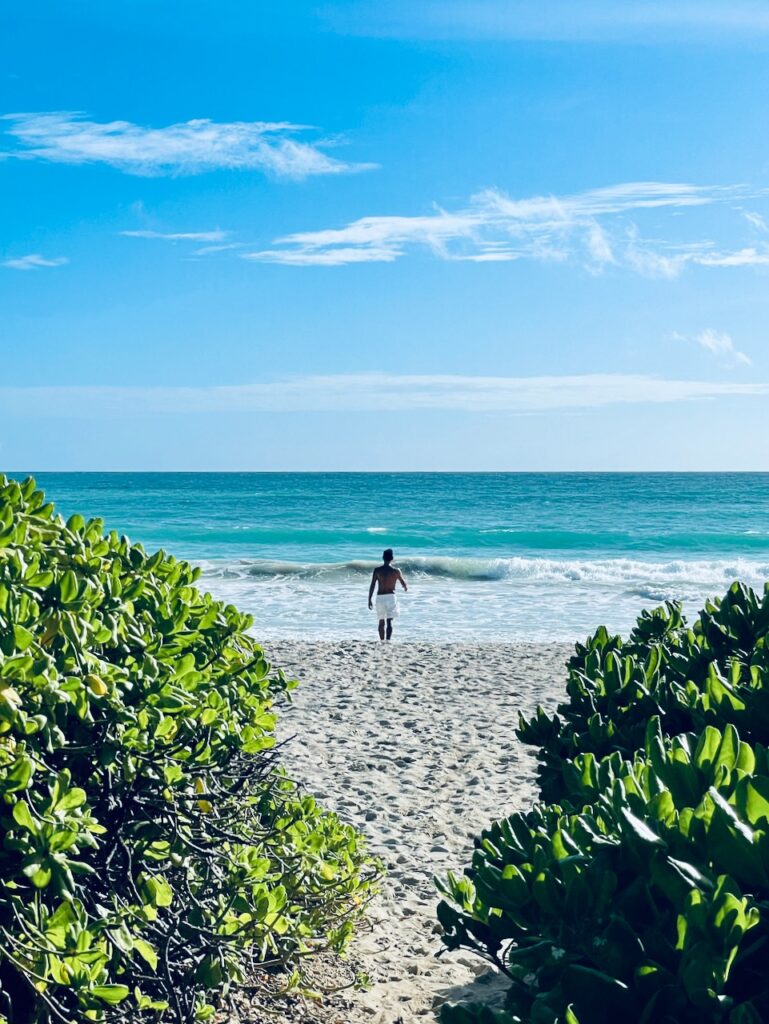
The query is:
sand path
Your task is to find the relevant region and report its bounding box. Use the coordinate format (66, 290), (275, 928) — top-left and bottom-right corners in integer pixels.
(263, 641), (569, 1024)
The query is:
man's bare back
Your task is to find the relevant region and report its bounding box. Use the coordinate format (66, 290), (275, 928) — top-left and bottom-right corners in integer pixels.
(368, 549), (408, 640)
(371, 565), (403, 595)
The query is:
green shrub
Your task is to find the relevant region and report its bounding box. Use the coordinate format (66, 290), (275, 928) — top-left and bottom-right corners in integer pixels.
(0, 475), (379, 1023)
(519, 585), (769, 806)
(438, 582), (769, 1024)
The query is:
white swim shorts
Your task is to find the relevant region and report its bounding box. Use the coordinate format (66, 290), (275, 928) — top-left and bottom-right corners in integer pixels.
(375, 593), (399, 620)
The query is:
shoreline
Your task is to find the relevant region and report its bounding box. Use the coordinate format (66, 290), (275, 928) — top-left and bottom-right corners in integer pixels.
(252, 640), (572, 1023)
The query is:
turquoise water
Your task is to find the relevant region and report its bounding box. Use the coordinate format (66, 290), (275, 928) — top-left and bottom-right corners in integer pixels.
(23, 473), (769, 640)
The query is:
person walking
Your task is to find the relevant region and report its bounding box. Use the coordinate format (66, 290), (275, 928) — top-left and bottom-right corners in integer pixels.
(368, 548), (408, 641)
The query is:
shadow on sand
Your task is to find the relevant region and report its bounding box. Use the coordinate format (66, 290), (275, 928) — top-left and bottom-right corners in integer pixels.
(432, 962), (510, 1018)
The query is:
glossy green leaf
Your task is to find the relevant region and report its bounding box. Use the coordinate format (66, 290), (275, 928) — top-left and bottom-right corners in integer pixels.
(0, 475), (378, 1023)
(92, 985), (130, 1005)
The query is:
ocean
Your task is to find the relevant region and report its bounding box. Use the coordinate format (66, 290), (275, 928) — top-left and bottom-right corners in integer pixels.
(23, 472), (769, 642)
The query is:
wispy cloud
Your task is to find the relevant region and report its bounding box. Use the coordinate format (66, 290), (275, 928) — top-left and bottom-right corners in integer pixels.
(243, 181), (769, 273)
(1, 112), (375, 178)
(2, 253), (68, 271)
(695, 329), (752, 365)
(120, 229), (230, 242)
(120, 228), (245, 256)
(1, 373), (766, 417)
(674, 328), (753, 367)
(191, 243), (243, 256)
(743, 211), (768, 232)
(324, 0), (769, 42)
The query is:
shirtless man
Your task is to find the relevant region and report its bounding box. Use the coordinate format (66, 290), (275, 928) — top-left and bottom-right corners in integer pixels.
(368, 548), (408, 641)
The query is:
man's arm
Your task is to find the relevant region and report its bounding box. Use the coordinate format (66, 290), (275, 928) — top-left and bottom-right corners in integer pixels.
(398, 570), (408, 592)
(368, 571), (378, 609)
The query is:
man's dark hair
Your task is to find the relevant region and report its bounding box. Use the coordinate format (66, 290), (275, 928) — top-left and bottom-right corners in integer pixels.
(383, 549), (394, 563)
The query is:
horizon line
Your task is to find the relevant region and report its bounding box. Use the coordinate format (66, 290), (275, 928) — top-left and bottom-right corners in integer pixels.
(8, 469), (769, 476)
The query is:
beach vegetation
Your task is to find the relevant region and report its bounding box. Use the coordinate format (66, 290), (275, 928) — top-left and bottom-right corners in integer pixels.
(438, 582), (769, 1024)
(0, 475), (378, 1023)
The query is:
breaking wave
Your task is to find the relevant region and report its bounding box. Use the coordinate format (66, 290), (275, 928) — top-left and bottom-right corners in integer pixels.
(199, 554), (769, 588)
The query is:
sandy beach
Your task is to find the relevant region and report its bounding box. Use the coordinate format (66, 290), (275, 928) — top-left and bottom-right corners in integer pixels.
(250, 640), (571, 1023)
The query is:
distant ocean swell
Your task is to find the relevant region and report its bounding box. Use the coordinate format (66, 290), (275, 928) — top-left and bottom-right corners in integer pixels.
(147, 526), (769, 554)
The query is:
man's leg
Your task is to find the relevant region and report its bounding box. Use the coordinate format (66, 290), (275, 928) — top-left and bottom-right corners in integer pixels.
(378, 617), (385, 641)
(386, 618), (393, 641)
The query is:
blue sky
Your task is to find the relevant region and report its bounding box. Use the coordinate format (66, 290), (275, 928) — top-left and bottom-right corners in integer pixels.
(2, 0), (769, 470)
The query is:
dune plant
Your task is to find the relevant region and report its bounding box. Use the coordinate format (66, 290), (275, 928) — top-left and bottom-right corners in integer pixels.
(0, 475), (378, 1023)
(519, 588), (769, 806)
(438, 582), (769, 1024)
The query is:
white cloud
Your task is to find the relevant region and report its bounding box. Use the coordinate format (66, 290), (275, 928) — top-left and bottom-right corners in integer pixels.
(119, 229), (245, 256)
(191, 243), (244, 256)
(2, 253), (68, 271)
(1, 373), (766, 417)
(585, 222), (615, 267)
(120, 229), (230, 242)
(1, 112), (375, 178)
(696, 247), (769, 268)
(325, 0), (769, 42)
(692, 329), (752, 366)
(243, 181), (769, 273)
(247, 243), (402, 266)
(743, 211), (768, 232)
(625, 233), (769, 278)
